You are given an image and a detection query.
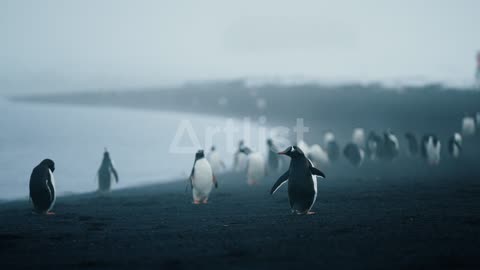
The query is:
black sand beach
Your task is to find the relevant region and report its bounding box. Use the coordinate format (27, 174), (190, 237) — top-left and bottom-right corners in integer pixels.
(1, 166), (480, 269)
(3, 82), (480, 269)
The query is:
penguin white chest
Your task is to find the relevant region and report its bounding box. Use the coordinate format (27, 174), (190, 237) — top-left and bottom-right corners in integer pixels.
(192, 159), (213, 194)
(48, 169), (56, 211)
(207, 152), (223, 174)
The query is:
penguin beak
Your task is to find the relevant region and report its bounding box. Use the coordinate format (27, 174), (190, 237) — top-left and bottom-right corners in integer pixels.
(278, 150), (288, 155)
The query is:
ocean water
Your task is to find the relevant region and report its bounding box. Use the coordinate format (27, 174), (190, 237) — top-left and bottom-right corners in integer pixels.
(0, 98), (271, 201)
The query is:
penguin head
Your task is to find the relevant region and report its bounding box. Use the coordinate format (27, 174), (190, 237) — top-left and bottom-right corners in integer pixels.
(266, 139), (273, 146)
(195, 150), (205, 160)
(40, 159), (55, 172)
(239, 147), (252, 155)
(210, 145), (216, 152)
(278, 146), (304, 158)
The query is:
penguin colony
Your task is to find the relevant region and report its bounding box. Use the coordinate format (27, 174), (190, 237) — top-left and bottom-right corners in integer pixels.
(28, 113), (478, 215)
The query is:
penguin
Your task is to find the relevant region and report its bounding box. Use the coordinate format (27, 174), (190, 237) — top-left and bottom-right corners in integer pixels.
(97, 149), (119, 193)
(421, 135), (441, 165)
(29, 159), (56, 215)
(404, 132), (419, 157)
(190, 150), (217, 204)
(366, 131), (382, 161)
(461, 115), (476, 137)
(240, 147), (266, 186)
(476, 112), (480, 126)
(271, 146), (325, 215)
(380, 131), (400, 161)
(308, 144), (329, 167)
(266, 139), (281, 173)
(323, 132), (340, 162)
(448, 133), (462, 159)
(352, 128), (366, 148)
(343, 143), (365, 167)
(233, 140), (248, 172)
(207, 146), (226, 175)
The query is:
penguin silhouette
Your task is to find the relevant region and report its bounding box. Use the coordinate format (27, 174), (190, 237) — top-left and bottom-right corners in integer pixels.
(97, 148), (119, 193)
(405, 132), (419, 157)
(29, 159), (56, 215)
(448, 133), (462, 159)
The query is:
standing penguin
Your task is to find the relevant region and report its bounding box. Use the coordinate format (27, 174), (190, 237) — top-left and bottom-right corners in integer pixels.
(207, 146), (226, 175)
(266, 139), (281, 173)
(380, 131), (400, 162)
(352, 128), (366, 148)
(233, 140), (248, 172)
(343, 143), (365, 167)
(240, 147), (266, 186)
(190, 150), (217, 204)
(324, 132), (340, 162)
(308, 144), (329, 167)
(271, 146), (325, 215)
(448, 133), (462, 159)
(404, 132), (419, 157)
(462, 115), (476, 137)
(366, 131), (382, 161)
(421, 135), (441, 165)
(29, 159), (56, 215)
(97, 149), (119, 193)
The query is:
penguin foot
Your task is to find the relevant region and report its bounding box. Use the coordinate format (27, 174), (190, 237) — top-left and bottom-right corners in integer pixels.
(193, 200), (201, 205)
(202, 199), (208, 204)
(306, 211), (316, 215)
(46, 211), (56, 215)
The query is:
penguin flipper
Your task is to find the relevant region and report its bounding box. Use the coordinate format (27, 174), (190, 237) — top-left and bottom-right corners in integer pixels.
(270, 170), (289, 195)
(111, 167), (119, 183)
(213, 174), (218, 188)
(310, 167), (326, 178)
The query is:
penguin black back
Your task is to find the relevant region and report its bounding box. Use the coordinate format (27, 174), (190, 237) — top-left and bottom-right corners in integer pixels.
(29, 159), (55, 213)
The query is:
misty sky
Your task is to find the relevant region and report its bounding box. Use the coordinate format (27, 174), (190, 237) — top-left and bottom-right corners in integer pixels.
(1, 0), (480, 94)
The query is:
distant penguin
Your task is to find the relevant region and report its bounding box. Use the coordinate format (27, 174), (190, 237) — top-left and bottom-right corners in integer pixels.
(448, 133), (462, 159)
(240, 147), (266, 186)
(29, 159), (56, 214)
(343, 143), (365, 167)
(271, 146), (325, 215)
(462, 115), (476, 136)
(352, 128), (366, 148)
(207, 146), (226, 175)
(266, 139), (281, 173)
(296, 140), (310, 155)
(97, 149), (119, 193)
(366, 131), (382, 160)
(404, 132), (419, 157)
(421, 135), (441, 165)
(324, 132), (340, 162)
(233, 140), (248, 172)
(190, 150), (217, 204)
(308, 144), (329, 167)
(380, 131), (400, 161)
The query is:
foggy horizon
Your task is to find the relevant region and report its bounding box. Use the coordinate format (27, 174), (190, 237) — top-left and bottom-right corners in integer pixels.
(1, 0), (480, 95)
